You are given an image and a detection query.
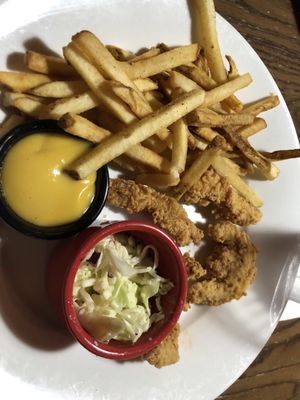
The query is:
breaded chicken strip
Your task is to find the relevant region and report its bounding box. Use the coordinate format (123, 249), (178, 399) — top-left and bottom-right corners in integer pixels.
(108, 178), (203, 246)
(183, 167), (262, 226)
(144, 323), (180, 368)
(188, 221), (257, 306)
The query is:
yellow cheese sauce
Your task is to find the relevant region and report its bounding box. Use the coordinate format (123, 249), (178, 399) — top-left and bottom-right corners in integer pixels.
(1, 133), (96, 226)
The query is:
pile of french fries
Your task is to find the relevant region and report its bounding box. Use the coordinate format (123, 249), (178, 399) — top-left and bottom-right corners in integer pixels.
(1, 0), (299, 209)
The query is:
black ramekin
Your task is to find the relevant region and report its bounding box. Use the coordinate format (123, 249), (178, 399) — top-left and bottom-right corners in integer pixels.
(0, 119), (109, 240)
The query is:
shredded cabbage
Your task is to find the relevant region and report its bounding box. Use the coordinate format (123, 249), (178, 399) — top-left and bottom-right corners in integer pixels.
(73, 233), (173, 343)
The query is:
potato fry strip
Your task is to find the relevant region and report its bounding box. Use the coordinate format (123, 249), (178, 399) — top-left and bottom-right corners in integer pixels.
(0, 71), (52, 92)
(178, 64), (216, 90)
(30, 80), (87, 98)
(203, 74), (252, 107)
(226, 55), (239, 80)
(47, 91), (99, 118)
(59, 112), (111, 143)
(2, 91), (49, 107)
(186, 108), (254, 127)
(106, 45), (133, 61)
(136, 173), (180, 188)
(71, 32), (170, 143)
(130, 47), (161, 62)
(0, 114), (26, 138)
(122, 44), (199, 79)
(67, 88), (205, 179)
(63, 43), (134, 124)
(212, 155), (263, 207)
(261, 149), (300, 161)
(194, 0), (227, 82)
(59, 113), (171, 173)
(170, 119), (189, 174)
(174, 147), (221, 200)
(238, 118), (267, 138)
(12, 97), (49, 118)
(243, 95), (280, 116)
(25, 50), (77, 77)
(169, 70), (200, 92)
(170, 71), (252, 106)
(224, 128), (279, 179)
(133, 78), (158, 92)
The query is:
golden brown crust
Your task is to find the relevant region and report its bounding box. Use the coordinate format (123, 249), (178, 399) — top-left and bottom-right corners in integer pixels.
(144, 323), (180, 368)
(108, 178), (203, 246)
(187, 222), (257, 306)
(184, 167), (262, 226)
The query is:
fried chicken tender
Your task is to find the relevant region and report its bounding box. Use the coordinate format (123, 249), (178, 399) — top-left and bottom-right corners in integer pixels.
(144, 323), (180, 368)
(184, 253), (206, 281)
(188, 221), (257, 306)
(108, 178), (203, 246)
(183, 167), (262, 226)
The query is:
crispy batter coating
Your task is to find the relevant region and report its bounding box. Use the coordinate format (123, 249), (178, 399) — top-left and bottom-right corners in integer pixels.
(184, 253), (206, 281)
(144, 323), (180, 368)
(184, 167), (262, 226)
(108, 178), (203, 246)
(188, 221), (257, 306)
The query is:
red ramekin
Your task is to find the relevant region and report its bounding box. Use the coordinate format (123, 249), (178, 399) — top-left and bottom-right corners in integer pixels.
(46, 220), (187, 360)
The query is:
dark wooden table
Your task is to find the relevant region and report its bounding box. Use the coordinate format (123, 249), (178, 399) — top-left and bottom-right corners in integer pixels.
(214, 1), (300, 399)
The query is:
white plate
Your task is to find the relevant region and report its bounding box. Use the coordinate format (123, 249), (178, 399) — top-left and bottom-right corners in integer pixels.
(0, 1), (300, 399)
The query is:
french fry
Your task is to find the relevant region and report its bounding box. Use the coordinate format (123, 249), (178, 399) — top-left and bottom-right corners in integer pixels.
(59, 112), (171, 173)
(71, 31), (170, 143)
(212, 155), (263, 207)
(226, 55), (239, 80)
(170, 119), (189, 174)
(72, 31), (140, 90)
(112, 155), (137, 172)
(63, 43), (134, 124)
(192, 126), (218, 142)
(169, 70), (200, 92)
(261, 149), (300, 161)
(47, 91), (99, 118)
(107, 80), (152, 118)
(224, 127), (279, 179)
(193, 0), (243, 111)
(222, 156), (247, 176)
(66, 88), (205, 179)
(193, 0), (227, 82)
(106, 45), (133, 61)
(12, 97), (49, 118)
(31, 77), (155, 100)
(59, 112), (111, 143)
(243, 95), (280, 116)
(133, 78), (158, 92)
(238, 118), (267, 138)
(122, 44), (199, 79)
(188, 132), (208, 151)
(178, 63), (217, 90)
(25, 50), (77, 77)
(194, 49), (210, 76)
(191, 127), (231, 150)
(136, 173), (180, 188)
(169, 71), (251, 106)
(29, 80), (87, 97)
(186, 108), (254, 127)
(0, 114), (26, 138)
(203, 74), (252, 107)
(1, 91), (49, 107)
(174, 146), (222, 200)
(130, 47), (161, 62)
(0, 71), (52, 92)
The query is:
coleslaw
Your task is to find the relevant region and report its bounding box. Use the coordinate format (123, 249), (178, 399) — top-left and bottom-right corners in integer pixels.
(73, 233), (173, 343)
